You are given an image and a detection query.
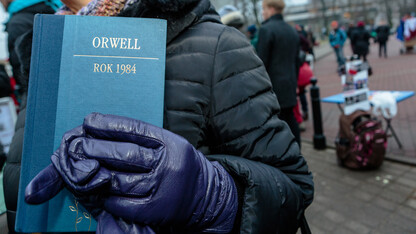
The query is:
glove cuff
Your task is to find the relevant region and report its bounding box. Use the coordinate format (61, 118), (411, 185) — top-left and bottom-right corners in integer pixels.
(197, 161), (238, 233)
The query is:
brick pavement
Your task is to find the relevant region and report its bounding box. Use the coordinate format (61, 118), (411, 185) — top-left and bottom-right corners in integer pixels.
(301, 142), (416, 234)
(0, 213), (6, 234)
(301, 37), (416, 163)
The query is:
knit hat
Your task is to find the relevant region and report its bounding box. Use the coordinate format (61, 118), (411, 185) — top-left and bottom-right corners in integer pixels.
(218, 5), (244, 29)
(247, 24), (257, 34)
(357, 21), (365, 27)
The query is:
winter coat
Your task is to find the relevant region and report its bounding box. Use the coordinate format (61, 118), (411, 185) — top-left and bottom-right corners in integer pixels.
(347, 26), (356, 39)
(351, 26), (371, 56)
(329, 28), (347, 48)
(299, 33), (312, 53)
(376, 25), (390, 43)
(5, 2), (55, 89)
(3, 3), (55, 233)
(256, 14), (300, 109)
(0, 65), (12, 98)
(5, 1), (314, 233)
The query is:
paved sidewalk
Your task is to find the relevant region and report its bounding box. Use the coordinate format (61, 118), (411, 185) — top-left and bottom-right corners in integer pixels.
(301, 38), (416, 164)
(0, 213), (6, 234)
(301, 142), (416, 234)
(313, 41), (333, 60)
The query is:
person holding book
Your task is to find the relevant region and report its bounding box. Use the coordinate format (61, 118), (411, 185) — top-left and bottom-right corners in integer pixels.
(19, 0), (314, 233)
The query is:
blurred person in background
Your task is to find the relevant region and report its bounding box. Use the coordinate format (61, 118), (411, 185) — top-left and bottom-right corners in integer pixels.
(218, 5), (244, 32)
(257, 0), (301, 147)
(246, 24), (258, 48)
(347, 22), (357, 55)
(305, 26), (317, 60)
(376, 20), (390, 58)
(0, 64), (12, 101)
(295, 51), (313, 131)
(0, 64), (10, 171)
(351, 21), (371, 61)
(296, 24), (312, 55)
(329, 20), (347, 68)
(0, 0), (61, 104)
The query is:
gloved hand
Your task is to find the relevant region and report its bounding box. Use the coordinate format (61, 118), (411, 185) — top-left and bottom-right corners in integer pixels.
(25, 126), (155, 234)
(26, 112), (238, 233)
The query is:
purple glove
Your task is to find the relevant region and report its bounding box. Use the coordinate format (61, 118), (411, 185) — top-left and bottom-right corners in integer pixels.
(75, 113), (238, 232)
(95, 211), (156, 234)
(26, 113), (238, 233)
(25, 126), (155, 234)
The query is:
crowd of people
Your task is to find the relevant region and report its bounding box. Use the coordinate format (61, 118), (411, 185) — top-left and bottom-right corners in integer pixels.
(219, 1), (317, 143)
(329, 18), (392, 70)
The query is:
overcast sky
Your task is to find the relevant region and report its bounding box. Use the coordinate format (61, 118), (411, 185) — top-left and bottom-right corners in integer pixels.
(286, 0), (309, 6)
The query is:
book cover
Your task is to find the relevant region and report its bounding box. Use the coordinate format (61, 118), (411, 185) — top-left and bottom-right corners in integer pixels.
(16, 14), (166, 232)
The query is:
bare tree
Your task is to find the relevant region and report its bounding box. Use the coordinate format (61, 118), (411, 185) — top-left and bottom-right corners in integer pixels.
(382, 0), (393, 26)
(320, 0), (329, 35)
(347, 0), (354, 20)
(331, 0), (337, 17)
(361, 0), (368, 22)
(397, 0), (407, 16)
(250, 0), (261, 26)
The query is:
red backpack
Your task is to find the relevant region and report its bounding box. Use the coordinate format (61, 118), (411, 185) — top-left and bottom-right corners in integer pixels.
(335, 110), (387, 170)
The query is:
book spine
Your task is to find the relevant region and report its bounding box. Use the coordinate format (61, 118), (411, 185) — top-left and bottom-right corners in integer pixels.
(15, 14), (44, 232)
(16, 14), (66, 232)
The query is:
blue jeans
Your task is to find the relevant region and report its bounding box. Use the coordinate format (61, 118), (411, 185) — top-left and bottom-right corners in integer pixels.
(334, 46), (345, 67)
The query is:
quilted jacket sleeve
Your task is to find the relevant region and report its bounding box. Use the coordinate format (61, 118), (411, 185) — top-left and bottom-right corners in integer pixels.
(208, 26), (314, 208)
(207, 154), (304, 234)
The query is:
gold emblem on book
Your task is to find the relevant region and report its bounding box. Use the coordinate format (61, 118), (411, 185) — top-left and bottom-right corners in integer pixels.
(69, 199), (92, 231)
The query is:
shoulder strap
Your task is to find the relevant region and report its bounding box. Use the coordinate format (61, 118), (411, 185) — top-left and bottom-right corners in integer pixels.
(300, 213), (312, 234)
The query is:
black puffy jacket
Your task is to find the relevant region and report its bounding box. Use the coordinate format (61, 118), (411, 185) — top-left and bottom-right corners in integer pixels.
(3, 95), (26, 233)
(121, 1), (314, 233)
(5, 0), (314, 233)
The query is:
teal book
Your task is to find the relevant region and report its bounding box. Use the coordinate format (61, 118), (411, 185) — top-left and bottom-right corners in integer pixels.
(16, 14), (166, 232)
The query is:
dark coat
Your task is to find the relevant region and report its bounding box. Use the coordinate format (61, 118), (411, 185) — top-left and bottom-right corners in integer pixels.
(351, 26), (371, 56)
(376, 25), (390, 43)
(3, 3), (55, 233)
(256, 14), (300, 109)
(0, 65), (12, 98)
(5, 1), (314, 233)
(347, 26), (357, 39)
(5, 3), (55, 89)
